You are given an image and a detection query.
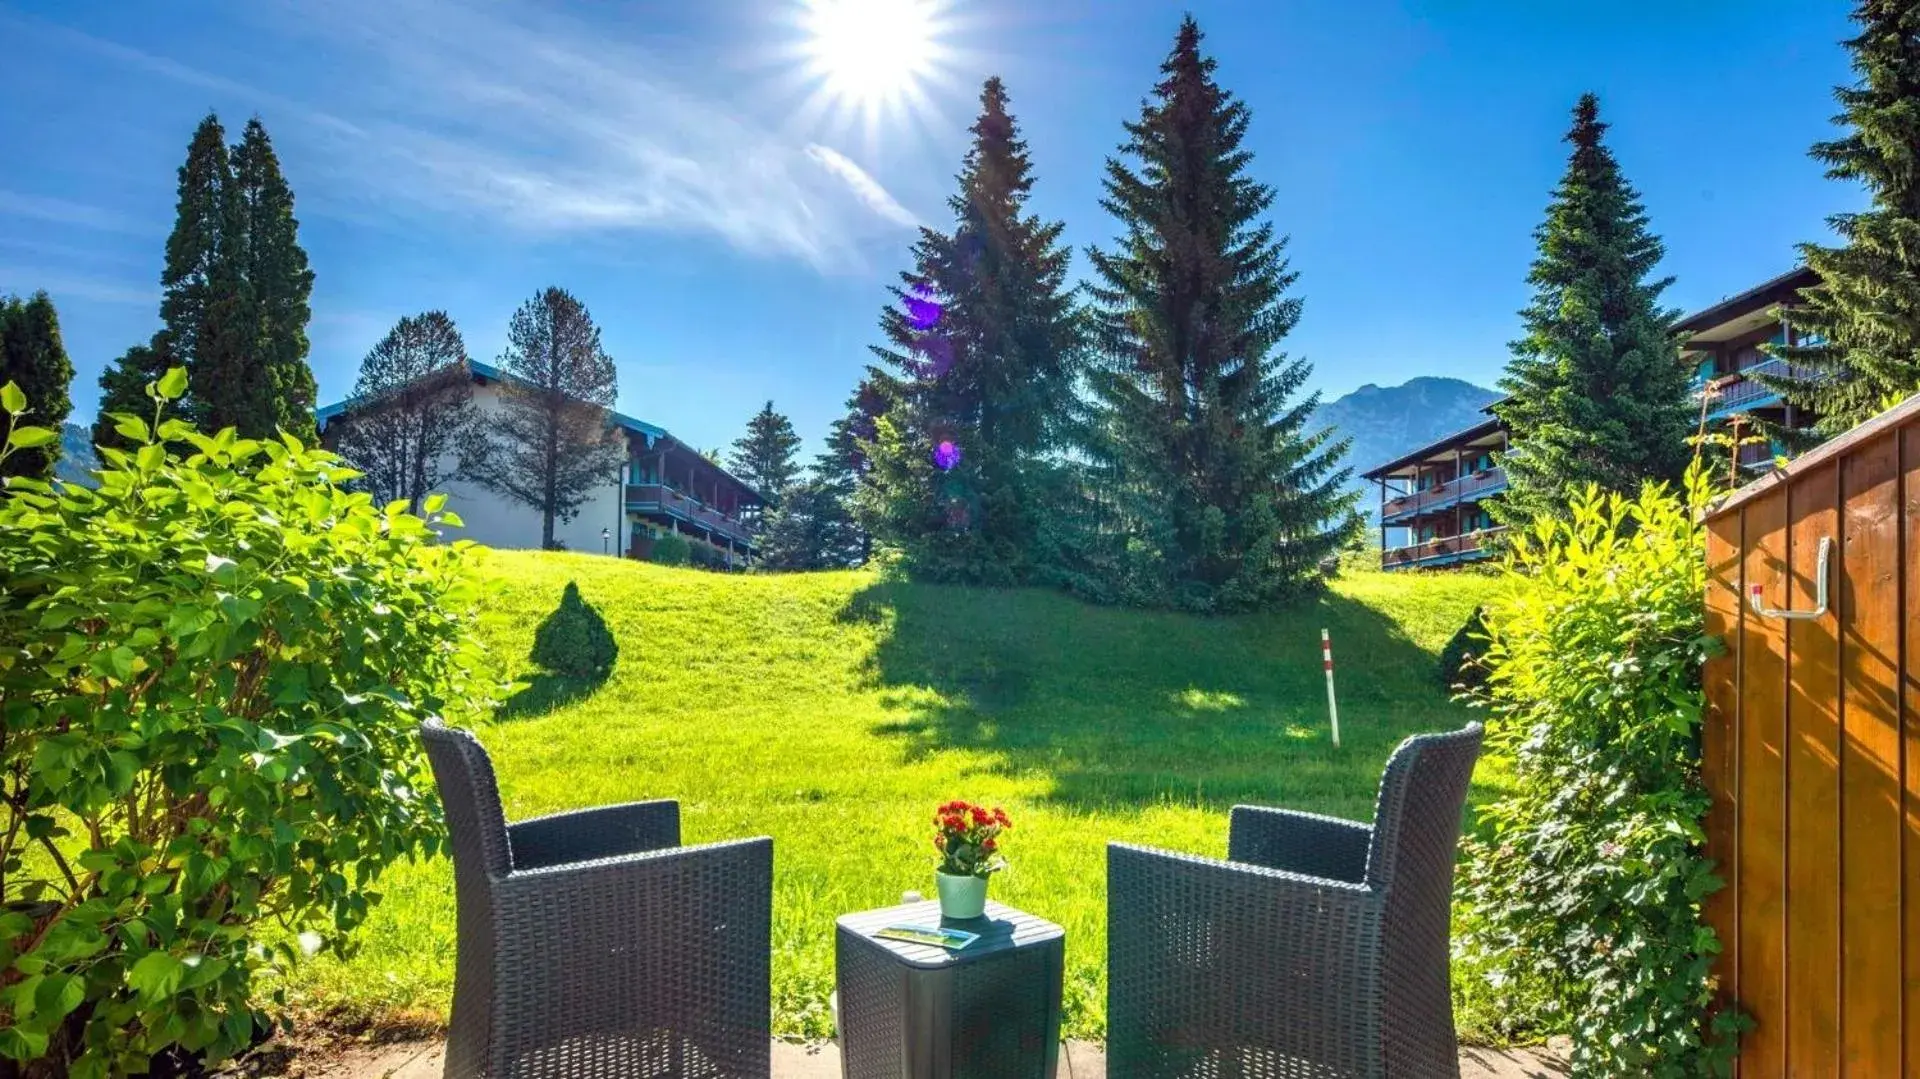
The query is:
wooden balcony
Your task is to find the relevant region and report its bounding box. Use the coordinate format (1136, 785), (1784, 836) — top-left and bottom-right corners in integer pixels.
(1379, 467), (1507, 524)
(625, 483), (754, 548)
(1381, 527), (1507, 571)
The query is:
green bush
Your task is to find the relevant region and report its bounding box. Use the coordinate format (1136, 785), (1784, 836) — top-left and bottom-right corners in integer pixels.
(529, 582), (618, 679)
(648, 533), (691, 566)
(1454, 463), (1744, 1076)
(1435, 605), (1490, 692)
(0, 373), (497, 1077)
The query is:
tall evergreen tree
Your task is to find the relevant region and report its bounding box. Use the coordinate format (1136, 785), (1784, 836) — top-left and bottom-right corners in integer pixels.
(756, 479), (864, 571)
(160, 114), (264, 434)
(727, 400), (803, 498)
(461, 287), (626, 549)
(860, 77), (1082, 586)
(1766, 0), (1920, 434)
(232, 118), (317, 440)
(1081, 17), (1353, 612)
(93, 334), (174, 450)
(0, 291), (74, 480)
(1492, 94), (1691, 527)
(157, 113), (315, 438)
(329, 312), (478, 511)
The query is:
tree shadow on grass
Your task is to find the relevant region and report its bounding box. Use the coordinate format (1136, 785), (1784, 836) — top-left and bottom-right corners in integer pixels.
(497, 581), (617, 721)
(839, 578), (1490, 819)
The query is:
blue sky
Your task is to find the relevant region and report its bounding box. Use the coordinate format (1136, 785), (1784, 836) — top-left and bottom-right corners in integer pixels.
(0, 0), (1861, 459)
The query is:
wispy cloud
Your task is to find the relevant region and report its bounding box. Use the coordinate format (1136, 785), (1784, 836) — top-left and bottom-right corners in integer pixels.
(0, 189), (148, 235)
(0, 267), (158, 306)
(66, 0), (921, 270)
(805, 145), (922, 229)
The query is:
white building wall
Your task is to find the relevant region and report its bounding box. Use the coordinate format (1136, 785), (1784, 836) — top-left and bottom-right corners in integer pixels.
(418, 383), (629, 554)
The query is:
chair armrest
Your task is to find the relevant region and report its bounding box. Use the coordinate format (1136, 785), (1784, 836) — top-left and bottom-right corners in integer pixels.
(493, 838), (774, 1055)
(1107, 842), (1382, 1074)
(507, 799), (681, 871)
(1228, 804), (1372, 883)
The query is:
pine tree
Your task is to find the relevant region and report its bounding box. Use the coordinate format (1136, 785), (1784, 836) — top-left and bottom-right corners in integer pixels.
(0, 291), (74, 480)
(727, 400), (803, 498)
(160, 114), (265, 434)
(461, 287), (627, 549)
(1766, 1), (1920, 435)
(860, 77), (1082, 586)
(231, 118), (317, 440)
(1081, 17), (1354, 612)
(756, 479), (863, 570)
(158, 114), (315, 438)
(817, 378), (887, 566)
(329, 312), (479, 511)
(93, 334), (174, 450)
(1492, 94), (1691, 527)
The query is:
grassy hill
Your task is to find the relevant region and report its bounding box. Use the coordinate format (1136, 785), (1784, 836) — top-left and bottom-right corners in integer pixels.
(288, 551), (1503, 1040)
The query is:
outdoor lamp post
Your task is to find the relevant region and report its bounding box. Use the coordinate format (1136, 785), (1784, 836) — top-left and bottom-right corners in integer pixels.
(602, 527), (610, 554)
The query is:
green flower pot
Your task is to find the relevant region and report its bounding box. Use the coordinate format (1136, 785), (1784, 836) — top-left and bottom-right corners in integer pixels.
(935, 870), (988, 919)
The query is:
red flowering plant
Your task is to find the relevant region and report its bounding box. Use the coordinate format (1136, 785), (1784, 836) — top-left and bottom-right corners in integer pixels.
(932, 800), (1011, 878)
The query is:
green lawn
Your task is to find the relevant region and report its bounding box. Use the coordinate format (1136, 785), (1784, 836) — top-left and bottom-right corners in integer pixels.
(288, 551), (1503, 1041)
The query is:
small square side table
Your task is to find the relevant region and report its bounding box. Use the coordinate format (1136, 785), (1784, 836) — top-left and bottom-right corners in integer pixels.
(835, 899), (1065, 1079)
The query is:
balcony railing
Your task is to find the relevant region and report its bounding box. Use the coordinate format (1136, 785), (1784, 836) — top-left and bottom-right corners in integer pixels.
(1698, 358), (1817, 421)
(625, 483), (754, 547)
(1380, 467), (1506, 524)
(1381, 527), (1507, 570)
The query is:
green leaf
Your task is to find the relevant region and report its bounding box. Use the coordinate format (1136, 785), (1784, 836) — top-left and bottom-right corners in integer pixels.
(34, 972), (84, 1023)
(439, 510), (465, 528)
(422, 493), (447, 514)
(127, 949), (186, 1003)
(112, 414), (153, 444)
(155, 366), (189, 401)
(7, 425), (56, 449)
(0, 381), (25, 415)
(0, 1025), (49, 1061)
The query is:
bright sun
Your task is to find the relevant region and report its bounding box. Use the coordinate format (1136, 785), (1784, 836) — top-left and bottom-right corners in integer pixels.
(799, 0), (948, 124)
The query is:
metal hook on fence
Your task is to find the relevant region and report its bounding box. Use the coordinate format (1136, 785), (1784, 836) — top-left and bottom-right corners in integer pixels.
(1749, 535), (1831, 621)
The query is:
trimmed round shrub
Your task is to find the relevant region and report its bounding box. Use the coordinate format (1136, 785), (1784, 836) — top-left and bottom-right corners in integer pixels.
(529, 581), (618, 678)
(0, 372), (497, 1077)
(649, 533), (692, 566)
(1436, 605), (1490, 692)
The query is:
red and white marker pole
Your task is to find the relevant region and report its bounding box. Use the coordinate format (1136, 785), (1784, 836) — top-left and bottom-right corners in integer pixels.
(1321, 628), (1341, 748)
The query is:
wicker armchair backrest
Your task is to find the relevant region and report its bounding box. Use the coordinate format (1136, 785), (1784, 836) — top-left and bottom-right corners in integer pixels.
(420, 720), (513, 883)
(1363, 722), (1484, 896)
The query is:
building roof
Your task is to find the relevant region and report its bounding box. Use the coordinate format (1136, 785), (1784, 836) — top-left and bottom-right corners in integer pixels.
(1360, 414), (1507, 480)
(1674, 265), (1820, 346)
(313, 358), (765, 505)
(315, 358), (671, 444)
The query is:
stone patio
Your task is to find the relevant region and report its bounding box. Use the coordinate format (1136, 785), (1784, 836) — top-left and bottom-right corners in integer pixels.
(286, 1036), (1569, 1078)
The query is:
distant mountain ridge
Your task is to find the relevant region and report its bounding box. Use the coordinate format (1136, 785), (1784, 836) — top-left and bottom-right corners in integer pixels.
(1312, 376), (1501, 516)
(56, 423), (99, 487)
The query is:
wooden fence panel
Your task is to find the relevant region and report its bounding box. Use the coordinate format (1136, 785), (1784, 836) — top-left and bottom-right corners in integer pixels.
(1840, 439), (1902, 1075)
(1738, 489), (1790, 1076)
(1786, 463), (1840, 1077)
(1704, 396), (1920, 1076)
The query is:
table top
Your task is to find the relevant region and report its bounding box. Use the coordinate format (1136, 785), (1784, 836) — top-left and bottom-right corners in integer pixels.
(837, 900), (1064, 970)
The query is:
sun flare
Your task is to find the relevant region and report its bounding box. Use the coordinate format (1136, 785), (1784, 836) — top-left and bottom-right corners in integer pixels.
(798, 0), (949, 125)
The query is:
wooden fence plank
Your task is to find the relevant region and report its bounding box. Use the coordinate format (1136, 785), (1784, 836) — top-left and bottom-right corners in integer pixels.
(1704, 509), (1744, 1046)
(1739, 488), (1790, 1075)
(1787, 462), (1842, 1076)
(1840, 434), (1903, 1076)
(1902, 424), (1919, 1079)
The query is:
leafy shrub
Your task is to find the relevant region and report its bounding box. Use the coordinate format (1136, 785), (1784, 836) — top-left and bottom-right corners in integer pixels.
(529, 582), (618, 679)
(1454, 464), (1744, 1076)
(1435, 605), (1490, 692)
(648, 533), (691, 566)
(0, 374), (496, 1077)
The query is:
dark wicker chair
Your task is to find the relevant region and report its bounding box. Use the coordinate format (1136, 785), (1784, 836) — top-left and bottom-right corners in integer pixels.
(420, 721), (774, 1078)
(1108, 723), (1484, 1079)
